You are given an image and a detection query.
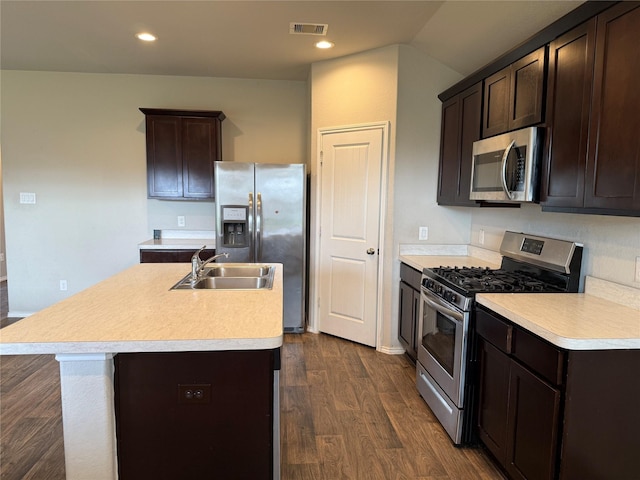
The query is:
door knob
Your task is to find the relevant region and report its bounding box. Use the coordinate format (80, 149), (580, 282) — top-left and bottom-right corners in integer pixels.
(366, 248), (376, 255)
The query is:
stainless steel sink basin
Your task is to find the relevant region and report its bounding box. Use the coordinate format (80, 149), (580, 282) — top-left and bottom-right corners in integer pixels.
(203, 265), (272, 277)
(170, 263), (275, 290)
(192, 277), (269, 289)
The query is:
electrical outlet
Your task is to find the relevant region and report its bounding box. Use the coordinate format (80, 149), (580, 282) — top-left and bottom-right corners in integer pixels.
(419, 226), (429, 240)
(177, 216), (186, 227)
(178, 384), (211, 404)
(60, 280), (68, 291)
(479, 229), (485, 245)
(635, 257), (640, 283)
(0, 253), (4, 262)
(19, 192), (36, 204)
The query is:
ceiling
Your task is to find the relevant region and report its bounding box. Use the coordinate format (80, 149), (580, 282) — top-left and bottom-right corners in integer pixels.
(1, 1), (584, 82)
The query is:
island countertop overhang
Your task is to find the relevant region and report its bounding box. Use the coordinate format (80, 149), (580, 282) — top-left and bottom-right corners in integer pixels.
(0, 263), (284, 355)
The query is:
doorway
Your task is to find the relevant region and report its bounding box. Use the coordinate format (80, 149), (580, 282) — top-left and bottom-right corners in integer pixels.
(313, 123), (388, 347)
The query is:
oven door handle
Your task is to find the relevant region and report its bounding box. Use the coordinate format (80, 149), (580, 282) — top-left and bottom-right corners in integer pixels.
(421, 291), (464, 323)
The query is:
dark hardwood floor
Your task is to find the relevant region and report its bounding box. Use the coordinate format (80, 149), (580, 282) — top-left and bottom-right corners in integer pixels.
(0, 332), (503, 480)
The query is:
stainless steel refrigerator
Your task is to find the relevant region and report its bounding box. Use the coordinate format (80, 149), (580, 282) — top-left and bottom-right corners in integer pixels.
(214, 161), (306, 332)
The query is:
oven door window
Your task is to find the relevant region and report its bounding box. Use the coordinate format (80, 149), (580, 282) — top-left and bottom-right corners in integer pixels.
(421, 301), (457, 377)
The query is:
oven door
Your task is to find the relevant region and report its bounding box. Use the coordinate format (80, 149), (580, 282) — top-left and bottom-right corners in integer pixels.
(417, 288), (469, 408)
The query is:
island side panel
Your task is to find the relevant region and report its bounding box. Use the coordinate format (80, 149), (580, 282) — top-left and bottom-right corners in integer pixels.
(55, 353), (118, 480)
(114, 349), (276, 479)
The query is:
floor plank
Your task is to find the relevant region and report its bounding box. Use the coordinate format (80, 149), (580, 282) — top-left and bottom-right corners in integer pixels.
(0, 332), (504, 479)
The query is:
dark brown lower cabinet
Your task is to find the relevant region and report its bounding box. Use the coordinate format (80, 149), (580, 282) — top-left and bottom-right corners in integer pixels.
(476, 305), (640, 480)
(114, 350), (277, 480)
(140, 248), (215, 263)
(477, 309), (561, 480)
(398, 263), (421, 362)
(505, 361), (560, 480)
(477, 337), (510, 465)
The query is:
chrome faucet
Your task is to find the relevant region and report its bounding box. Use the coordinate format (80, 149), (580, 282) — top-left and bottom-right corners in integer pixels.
(191, 246), (229, 281)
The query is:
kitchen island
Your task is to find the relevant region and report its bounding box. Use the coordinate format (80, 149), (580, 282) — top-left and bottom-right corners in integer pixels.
(0, 263), (284, 480)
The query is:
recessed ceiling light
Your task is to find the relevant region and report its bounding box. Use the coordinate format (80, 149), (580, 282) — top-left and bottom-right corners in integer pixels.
(315, 40), (334, 49)
(136, 33), (157, 42)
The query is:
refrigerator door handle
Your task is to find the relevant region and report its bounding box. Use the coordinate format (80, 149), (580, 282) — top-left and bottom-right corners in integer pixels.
(256, 192), (263, 261)
(248, 192), (254, 262)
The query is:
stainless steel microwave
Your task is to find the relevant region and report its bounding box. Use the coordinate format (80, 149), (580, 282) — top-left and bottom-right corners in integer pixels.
(470, 127), (543, 203)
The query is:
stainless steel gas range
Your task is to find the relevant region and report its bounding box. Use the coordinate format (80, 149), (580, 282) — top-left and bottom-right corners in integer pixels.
(415, 231), (583, 445)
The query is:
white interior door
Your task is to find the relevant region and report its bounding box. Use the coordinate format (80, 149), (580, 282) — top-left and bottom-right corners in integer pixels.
(318, 126), (385, 347)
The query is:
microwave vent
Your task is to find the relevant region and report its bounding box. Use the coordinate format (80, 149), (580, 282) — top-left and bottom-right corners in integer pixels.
(289, 22), (328, 36)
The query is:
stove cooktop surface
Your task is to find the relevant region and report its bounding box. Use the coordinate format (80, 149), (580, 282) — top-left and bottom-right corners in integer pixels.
(425, 266), (564, 295)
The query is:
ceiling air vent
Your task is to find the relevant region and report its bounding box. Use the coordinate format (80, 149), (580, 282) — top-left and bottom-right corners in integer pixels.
(289, 22), (328, 36)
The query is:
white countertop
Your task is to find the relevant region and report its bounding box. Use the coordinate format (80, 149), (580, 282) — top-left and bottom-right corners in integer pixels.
(477, 291), (640, 350)
(399, 254), (501, 272)
(0, 263), (283, 355)
(139, 238), (216, 250)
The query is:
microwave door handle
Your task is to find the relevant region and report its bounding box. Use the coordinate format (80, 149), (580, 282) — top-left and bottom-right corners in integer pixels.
(501, 140), (516, 200)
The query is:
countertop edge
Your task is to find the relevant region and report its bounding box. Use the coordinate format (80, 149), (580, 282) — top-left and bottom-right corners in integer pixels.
(0, 335), (284, 355)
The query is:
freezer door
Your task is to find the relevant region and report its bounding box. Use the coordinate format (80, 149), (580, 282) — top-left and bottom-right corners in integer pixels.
(255, 163), (306, 331)
(214, 162), (254, 262)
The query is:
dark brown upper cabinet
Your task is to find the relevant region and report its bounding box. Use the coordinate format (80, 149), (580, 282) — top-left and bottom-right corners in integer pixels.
(437, 82), (482, 206)
(140, 108), (225, 200)
(542, 19), (596, 209)
(542, 2), (640, 216)
(482, 47), (546, 138)
(585, 2), (640, 213)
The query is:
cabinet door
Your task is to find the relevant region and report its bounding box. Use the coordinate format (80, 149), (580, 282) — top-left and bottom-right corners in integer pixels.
(541, 19), (596, 209)
(145, 115), (183, 198)
(585, 2), (640, 211)
(457, 83), (483, 205)
(483, 47), (546, 138)
(398, 281), (417, 361)
(509, 47), (546, 131)
(483, 67), (511, 138)
(437, 82), (482, 206)
(182, 117), (217, 199)
(477, 337), (510, 465)
(437, 96), (462, 205)
(505, 361), (561, 480)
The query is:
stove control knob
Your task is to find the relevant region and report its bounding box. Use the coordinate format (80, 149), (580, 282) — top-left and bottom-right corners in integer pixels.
(450, 293), (457, 303)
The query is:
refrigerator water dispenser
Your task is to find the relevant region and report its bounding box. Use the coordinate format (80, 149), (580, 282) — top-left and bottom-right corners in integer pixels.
(221, 206), (247, 247)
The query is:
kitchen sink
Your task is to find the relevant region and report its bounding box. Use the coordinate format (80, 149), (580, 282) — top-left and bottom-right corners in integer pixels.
(192, 277), (269, 289)
(170, 263), (275, 290)
(203, 265), (272, 277)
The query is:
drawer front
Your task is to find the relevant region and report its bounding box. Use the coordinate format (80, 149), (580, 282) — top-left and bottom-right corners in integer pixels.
(476, 307), (513, 354)
(512, 327), (565, 386)
(400, 263), (422, 290)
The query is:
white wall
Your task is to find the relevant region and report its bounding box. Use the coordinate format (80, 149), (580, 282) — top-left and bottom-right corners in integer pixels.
(310, 45), (466, 351)
(1, 70), (307, 314)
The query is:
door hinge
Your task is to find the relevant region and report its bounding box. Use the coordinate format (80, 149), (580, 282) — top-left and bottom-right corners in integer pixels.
(320, 150), (323, 166)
